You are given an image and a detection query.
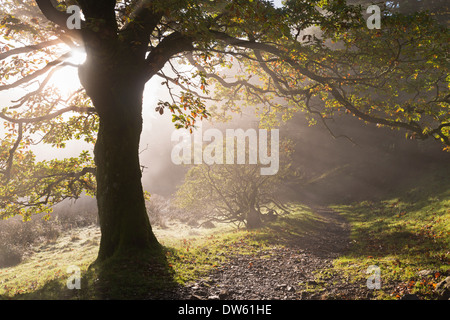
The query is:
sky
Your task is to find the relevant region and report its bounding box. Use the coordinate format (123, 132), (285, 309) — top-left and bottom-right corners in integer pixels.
(273, 0), (283, 8)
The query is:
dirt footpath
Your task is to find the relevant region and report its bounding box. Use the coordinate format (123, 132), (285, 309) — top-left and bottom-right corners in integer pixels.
(169, 206), (373, 300)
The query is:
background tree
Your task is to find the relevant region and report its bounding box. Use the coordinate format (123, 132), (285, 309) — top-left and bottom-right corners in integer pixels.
(174, 138), (297, 229)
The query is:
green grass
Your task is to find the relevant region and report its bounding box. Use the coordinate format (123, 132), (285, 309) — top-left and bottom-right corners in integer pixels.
(0, 204), (318, 299)
(2, 178), (447, 300)
(0, 226), (100, 299)
(329, 168), (450, 299)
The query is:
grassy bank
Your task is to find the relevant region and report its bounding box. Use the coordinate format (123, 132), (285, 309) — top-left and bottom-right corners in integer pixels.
(1, 179), (448, 300)
(327, 169), (450, 299)
(0, 204), (319, 299)
(0, 226), (100, 299)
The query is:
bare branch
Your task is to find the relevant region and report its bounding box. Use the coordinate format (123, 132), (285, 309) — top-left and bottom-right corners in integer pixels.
(0, 105), (96, 124)
(3, 122), (23, 182)
(0, 39), (62, 61)
(155, 71), (220, 101)
(9, 66), (63, 109)
(301, 94), (358, 145)
(0, 52), (72, 91)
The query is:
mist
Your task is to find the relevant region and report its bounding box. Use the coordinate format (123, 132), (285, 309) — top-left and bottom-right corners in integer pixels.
(1, 0), (449, 301)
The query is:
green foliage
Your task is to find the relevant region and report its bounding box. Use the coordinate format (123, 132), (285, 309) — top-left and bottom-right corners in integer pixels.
(0, 152), (96, 220)
(205, 1), (449, 147)
(158, 91), (211, 132)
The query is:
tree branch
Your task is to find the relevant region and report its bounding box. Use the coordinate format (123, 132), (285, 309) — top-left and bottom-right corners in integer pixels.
(145, 32), (194, 80)
(3, 122), (23, 182)
(0, 39), (62, 61)
(0, 52), (71, 91)
(0, 105), (96, 124)
(155, 71), (220, 101)
(329, 86), (428, 139)
(35, 0), (83, 38)
(210, 31), (448, 144)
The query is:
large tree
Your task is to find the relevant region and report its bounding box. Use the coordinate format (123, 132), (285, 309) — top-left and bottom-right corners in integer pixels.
(0, 0), (293, 265)
(0, 0), (448, 270)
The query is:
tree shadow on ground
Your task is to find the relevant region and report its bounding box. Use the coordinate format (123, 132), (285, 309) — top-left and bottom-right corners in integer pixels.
(91, 246), (184, 300)
(253, 204), (351, 259)
(1, 246), (185, 300)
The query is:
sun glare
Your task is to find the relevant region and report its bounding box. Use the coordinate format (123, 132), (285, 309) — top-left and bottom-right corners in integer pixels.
(48, 48), (86, 96)
(68, 48), (87, 65)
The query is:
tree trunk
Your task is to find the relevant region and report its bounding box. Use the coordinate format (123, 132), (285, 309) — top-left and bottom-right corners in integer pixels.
(246, 206), (262, 229)
(94, 110), (160, 262)
(246, 186), (262, 229)
(80, 60), (160, 263)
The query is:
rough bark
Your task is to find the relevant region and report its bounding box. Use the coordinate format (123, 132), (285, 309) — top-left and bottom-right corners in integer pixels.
(94, 102), (159, 262)
(79, 55), (160, 263)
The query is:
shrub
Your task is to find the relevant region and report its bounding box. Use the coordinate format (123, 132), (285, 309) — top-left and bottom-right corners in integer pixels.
(0, 244), (22, 268)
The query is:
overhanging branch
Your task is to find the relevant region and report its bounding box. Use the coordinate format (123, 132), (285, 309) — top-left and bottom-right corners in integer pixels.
(0, 39), (62, 61)
(3, 122), (23, 182)
(0, 52), (72, 91)
(35, 0), (83, 36)
(0, 105), (97, 124)
(210, 31), (448, 145)
(145, 32), (194, 80)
